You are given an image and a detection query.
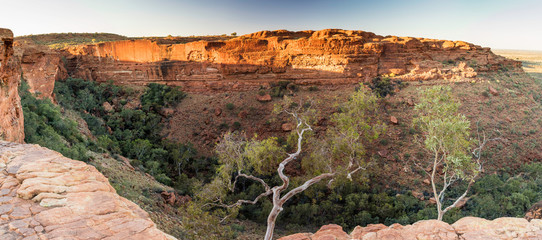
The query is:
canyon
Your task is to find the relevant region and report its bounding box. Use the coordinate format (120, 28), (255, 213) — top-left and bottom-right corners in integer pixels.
(1, 27), (541, 239)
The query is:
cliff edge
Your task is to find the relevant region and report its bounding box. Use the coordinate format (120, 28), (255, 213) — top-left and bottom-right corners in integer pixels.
(0, 141), (176, 240)
(0, 28), (24, 143)
(62, 29), (520, 91)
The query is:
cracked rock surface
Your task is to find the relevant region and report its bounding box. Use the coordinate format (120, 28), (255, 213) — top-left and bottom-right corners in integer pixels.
(279, 218), (542, 240)
(0, 141), (176, 240)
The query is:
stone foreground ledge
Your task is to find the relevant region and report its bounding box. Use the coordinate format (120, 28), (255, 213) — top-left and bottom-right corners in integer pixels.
(279, 216), (542, 240)
(0, 141), (176, 240)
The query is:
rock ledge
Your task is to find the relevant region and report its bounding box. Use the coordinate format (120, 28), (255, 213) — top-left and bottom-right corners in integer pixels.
(0, 141), (176, 240)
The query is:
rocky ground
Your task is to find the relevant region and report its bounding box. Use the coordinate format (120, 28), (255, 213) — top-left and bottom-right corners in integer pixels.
(0, 141), (175, 240)
(279, 217), (542, 240)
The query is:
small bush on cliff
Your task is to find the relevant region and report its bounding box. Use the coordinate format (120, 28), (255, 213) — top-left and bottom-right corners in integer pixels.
(369, 77), (396, 97)
(269, 80), (298, 98)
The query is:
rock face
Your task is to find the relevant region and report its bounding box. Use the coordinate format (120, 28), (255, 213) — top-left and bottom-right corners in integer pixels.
(17, 43), (68, 101)
(62, 29), (520, 91)
(0, 141), (176, 240)
(279, 217), (542, 240)
(526, 200), (542, 220)
(0, 28), (24, 143)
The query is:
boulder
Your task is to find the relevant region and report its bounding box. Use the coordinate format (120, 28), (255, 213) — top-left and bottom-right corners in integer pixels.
(350, 224), (386, 239)
(282, 122), (294, 132)
(489, 85), (499, 96)
(390, 116), (398, 124)
(257, 94), (272, 102)
(526, 200), (542, 220)
(103, 101), (114, 112)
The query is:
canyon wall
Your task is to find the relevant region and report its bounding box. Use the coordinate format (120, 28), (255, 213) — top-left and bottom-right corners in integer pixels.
(63, 29), (521, 91)
(18, 43), (68, 101)
(0, 28), (24, 143)
(0, 141), (176, 239)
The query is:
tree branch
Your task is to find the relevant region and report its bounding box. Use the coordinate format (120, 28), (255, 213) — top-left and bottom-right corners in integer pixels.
(281, 172), (335, 202)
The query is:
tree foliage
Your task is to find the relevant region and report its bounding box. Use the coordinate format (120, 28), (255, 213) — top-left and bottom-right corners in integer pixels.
(200, 85), (384, 240)
(20, 80), (90, 161)
(413, 85), (478, 220)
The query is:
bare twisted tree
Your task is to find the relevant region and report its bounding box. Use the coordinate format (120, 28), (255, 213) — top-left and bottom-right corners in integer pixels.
(199, 86), (385, 240)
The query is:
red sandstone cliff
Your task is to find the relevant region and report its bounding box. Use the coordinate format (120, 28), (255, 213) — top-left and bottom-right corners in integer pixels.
(0, 28), (24, 143)
(63, 29), (520, 91)
(17, 43), (68, 101)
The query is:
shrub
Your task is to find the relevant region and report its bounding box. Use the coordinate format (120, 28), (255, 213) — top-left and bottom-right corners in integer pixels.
(226, 103), (235, 111)
(140, 83), (185, 111)
(369, 77), (395, 97)
(20, 80), (89, 161)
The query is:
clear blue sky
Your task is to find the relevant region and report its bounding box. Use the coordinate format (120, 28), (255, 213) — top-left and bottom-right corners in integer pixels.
(2, 0), (541, 50)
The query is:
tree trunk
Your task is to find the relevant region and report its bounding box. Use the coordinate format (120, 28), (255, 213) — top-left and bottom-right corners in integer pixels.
(264, 204), (283, 240)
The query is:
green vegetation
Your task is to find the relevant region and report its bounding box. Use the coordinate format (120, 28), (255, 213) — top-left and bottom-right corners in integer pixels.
(200, 87), (384, 240)
(54, 78), (214, 193)
(368, 77), (403, 97)
(226, 102), (235, 111)
(20, 80), (90, 161)
(270, 81), (298, 97)
(18, 73), (541, 239)
(413, 86), (478, 220)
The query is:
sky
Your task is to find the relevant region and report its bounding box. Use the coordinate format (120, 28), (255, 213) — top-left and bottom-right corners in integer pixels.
(2, 0), (542, 50)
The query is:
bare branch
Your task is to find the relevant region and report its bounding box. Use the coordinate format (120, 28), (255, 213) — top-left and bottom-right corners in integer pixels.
(208, 189), (273, 209)
(280, 172), (335, 202)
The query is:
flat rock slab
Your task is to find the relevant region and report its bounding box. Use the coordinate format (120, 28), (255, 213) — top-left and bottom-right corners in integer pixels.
(0, 141), (176, 240)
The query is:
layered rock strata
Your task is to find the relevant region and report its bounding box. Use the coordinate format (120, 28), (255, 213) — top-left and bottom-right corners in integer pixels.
(0, 28), (24, 143)
(63, 29), (520, 91)
(279, 217), (542, 240)
(0, 141), (176, 240)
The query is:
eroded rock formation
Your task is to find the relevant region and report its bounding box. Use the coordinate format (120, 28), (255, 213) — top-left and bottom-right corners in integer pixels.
(0, 28), (24, 143)
(0, 141), (176, 240)
(63, 29), (520, 91)
(279, 217), (542, 240)
(17, 43), (68, 101)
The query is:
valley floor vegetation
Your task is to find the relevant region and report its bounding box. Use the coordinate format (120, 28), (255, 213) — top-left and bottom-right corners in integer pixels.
(19, 77), (542, 239)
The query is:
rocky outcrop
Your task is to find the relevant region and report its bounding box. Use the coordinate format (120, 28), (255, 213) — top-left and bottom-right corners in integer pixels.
(279, 217), (542, 240)
(17, 43), (68, 101)
(0, 141), (176, 240)
(63, 29), (520, 91)
(526, 200), (542, 220)
(0, 28), (24, 143)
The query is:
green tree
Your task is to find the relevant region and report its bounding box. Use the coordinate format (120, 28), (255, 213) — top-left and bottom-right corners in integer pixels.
(413, 85), (480, 221)
(199, 86), (384, 240)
